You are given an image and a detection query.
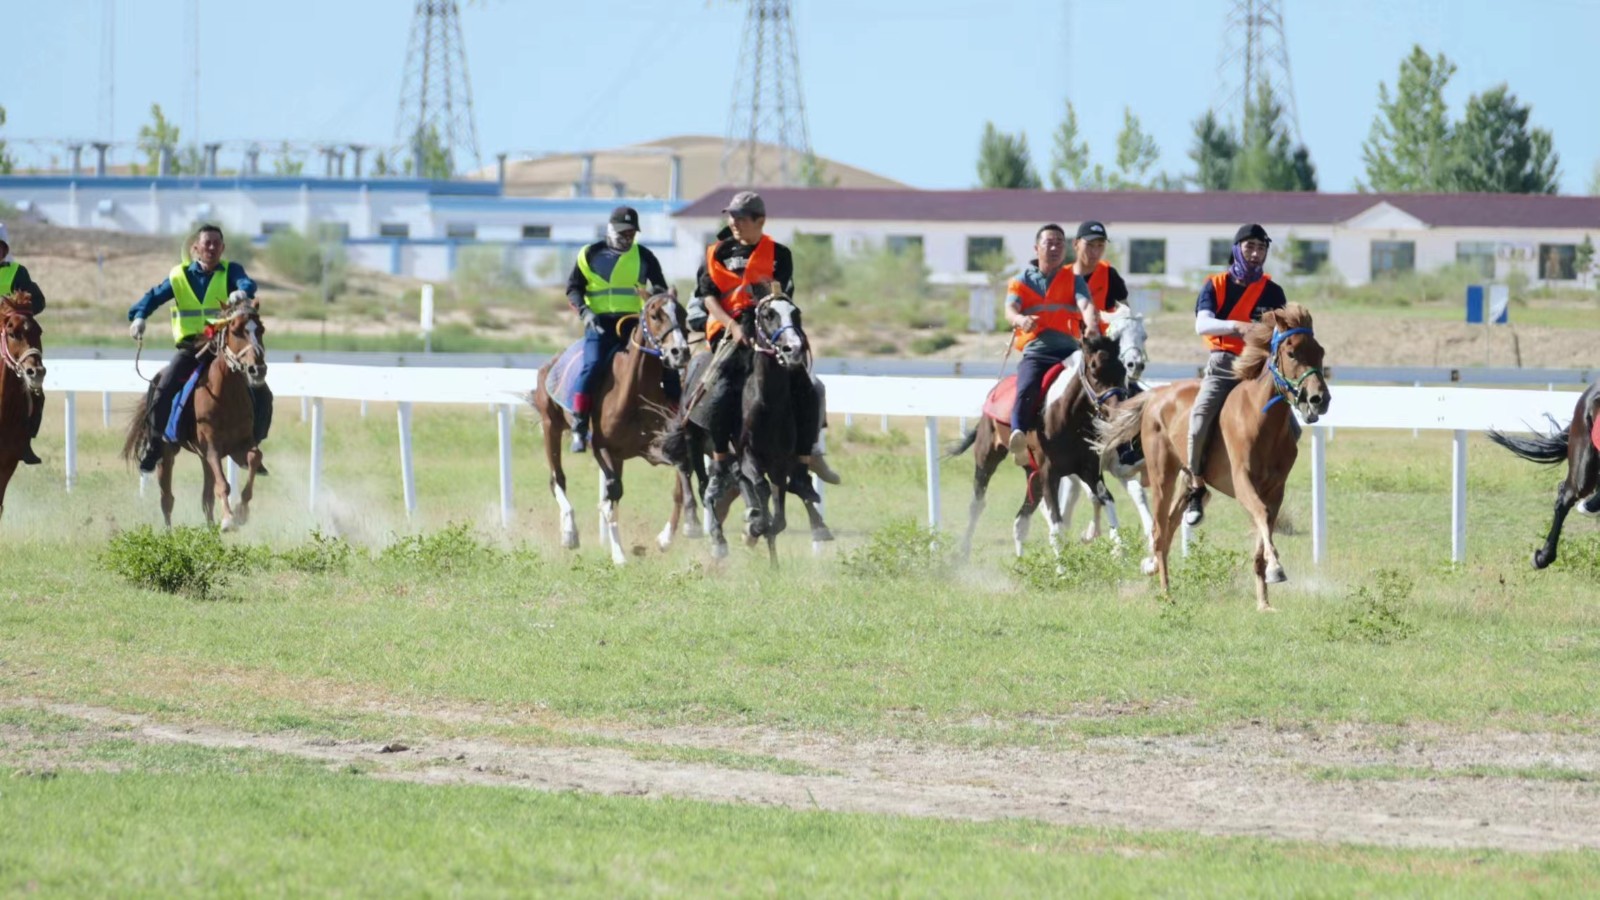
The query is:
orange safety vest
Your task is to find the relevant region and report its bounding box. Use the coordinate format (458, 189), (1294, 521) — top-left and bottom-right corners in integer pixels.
(1069, 260), (1117, 337)
(1203, 271), (1271, 354)
(704, 236), (776, 342)
(1009, 267), (1080, 351)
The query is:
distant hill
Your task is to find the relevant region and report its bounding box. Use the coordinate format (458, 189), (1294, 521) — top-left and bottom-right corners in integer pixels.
(487, 135), (908, 200)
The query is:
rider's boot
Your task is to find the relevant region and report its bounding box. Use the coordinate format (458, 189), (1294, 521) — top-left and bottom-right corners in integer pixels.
(569, 415), (590, 454)
(1183, 431), (1207, 527)
(1008, 428), (1029, 465)
(801, 450), (842, 486)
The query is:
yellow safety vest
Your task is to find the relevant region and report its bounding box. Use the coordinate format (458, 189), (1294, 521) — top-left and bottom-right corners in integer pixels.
(574, 243), (643, 315)
(0, 263), (18, 297)
(169, 260), (230, 345)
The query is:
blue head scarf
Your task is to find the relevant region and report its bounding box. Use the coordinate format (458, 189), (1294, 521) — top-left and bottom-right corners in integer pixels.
(1229, 242), (1265, 285)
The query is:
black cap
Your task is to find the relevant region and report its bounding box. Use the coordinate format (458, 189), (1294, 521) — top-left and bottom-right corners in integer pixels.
(1234, 223), (1271, 245)
(721, 190), (766, 218)
(608, 206), (641, 232)
(1075, 220), (1108, 242)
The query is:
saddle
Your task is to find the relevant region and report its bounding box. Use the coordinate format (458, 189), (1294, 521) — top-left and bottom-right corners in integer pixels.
(982, 361), (1071, 425)
(544, 339), (623, 416)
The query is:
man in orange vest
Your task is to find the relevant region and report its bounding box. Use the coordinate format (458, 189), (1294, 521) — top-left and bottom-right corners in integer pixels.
(1183, 223), (1289, 526)
(1071, 220), (1127, 336)
(693, 191), (838, 505)
(1005, 224), (1104, 461)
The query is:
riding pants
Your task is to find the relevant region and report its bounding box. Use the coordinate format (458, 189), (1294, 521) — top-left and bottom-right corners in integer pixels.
(1186, 351), (1241, 479)
(706, 336), (752, 455)
(147, 343), (205, 441)
(1011, 340), (1079, 435)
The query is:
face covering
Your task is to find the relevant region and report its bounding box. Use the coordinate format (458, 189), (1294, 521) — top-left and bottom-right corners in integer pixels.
(605, 225), (635, 253)
(1229, 242), (1264, 285)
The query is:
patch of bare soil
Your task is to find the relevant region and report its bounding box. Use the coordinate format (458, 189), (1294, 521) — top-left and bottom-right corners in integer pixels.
(7, 701), (1599, 853)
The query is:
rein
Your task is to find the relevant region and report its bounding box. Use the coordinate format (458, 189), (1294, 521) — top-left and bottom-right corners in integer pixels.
(0, 321), (42, 380)
(1075, 356), (1125, 417)
(1262, 326), (1321, 413)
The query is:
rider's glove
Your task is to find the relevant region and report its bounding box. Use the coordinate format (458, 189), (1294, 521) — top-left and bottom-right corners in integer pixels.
(129, 317), (147, 340)
(580, 308), (601, 334)
(229, 290), (252, 306)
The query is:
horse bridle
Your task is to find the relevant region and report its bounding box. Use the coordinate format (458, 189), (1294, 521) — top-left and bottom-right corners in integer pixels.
(211, 312), (264, 375)
(1263, 326), (1321, 413)
(0, 312), (42, 389)
(619, 295), (684, 359)
(1076, 347), (1126, 417)
(749, 295), (805, 360)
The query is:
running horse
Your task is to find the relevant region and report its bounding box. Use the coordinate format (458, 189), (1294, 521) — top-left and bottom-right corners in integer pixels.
(532, 286), (694, 565)
(949, 332), (1127, 559)
(1488, 381), (1600, 569)
(1095, 304), (1329, 610)
(0, 292), (46, 520)
(122, 296), (268, 531)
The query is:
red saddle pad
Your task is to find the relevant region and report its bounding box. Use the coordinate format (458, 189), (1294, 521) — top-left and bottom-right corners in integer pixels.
(982, 363), (1068, 424)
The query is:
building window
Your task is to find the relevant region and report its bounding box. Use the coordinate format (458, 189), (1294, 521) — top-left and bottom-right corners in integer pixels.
(1539, 244), (1577, 280)
(1129, 239), (1167, 275)
(1456, 241), (1496, 279)
(378, 222), (410, 239)
(1370, 240), (1415, 279)
(522, 224), (552, 240)
(260, 221), (292, 236)
(887, 234), (924, 256)
(1209, 239), (1233, 267)
(446, 222), (477, 240)
(1289, 239), (1331, 274)
(966, 236), (1005, 272)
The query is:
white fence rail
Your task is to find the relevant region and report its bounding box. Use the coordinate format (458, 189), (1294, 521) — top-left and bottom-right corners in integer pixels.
(42, 362), (1585, 564)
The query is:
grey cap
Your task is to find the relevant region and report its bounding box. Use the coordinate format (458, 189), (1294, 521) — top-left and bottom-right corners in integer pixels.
(722, 190), (766, 218)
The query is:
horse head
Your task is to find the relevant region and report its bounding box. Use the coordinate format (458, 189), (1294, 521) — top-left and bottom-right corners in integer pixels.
(635, 284), (691, 370)
(1104, 307), (1148, 382)
(1079, 332), (1129, 397)
(749, 284), (807, 371)
(0, 292), (45, 397)
(216, 298), (268, 389)
(1244, 304), (1330, 424)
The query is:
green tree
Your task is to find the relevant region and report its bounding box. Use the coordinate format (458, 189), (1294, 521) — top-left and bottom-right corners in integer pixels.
(1291, 145), (1318, 191)
(796, 151), (839, 188)
(1451, 84), (1560, 194)
(0, 104), (13, 175)
(407, 125), (452, 180)
(136, 103), (184, 175)
(975, 122), (1041, 189)
(1576, 234), (1595, 288)
(272, 142), (304, 176)
(1110, 107), (1159, 190)
(1047, 100), (1090, 190)
(1360, 45), (1457, 191)
(371, 150), (392, 177)
(1233, 83), (1311, 191)
(1188, 109), (1237, 190)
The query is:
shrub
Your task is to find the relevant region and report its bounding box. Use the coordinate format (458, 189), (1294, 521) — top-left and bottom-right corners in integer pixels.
(279, 528), (357, 574)
(1319, 569), (1418, 645)
(1012, 541), (1129, 592)
(379, 522), (496, 575)
(841, 518), (946, 580)
(1171, 533), (1246, 598)
(102, 526), (262, 599)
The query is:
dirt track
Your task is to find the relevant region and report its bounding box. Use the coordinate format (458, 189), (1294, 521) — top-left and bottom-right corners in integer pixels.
(9, 701), (1599, 853)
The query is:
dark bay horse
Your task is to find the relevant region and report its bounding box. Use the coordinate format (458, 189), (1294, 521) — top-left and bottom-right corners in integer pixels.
(1096, 304), (1329, 610)
(658, 289), (832, 563)
(122, 297), (268, 530)
(950, 333), (1126, 559)
(1489, 381), (1600, 569)
(0, 292), (46, 520)
(532, 287), (693, 565)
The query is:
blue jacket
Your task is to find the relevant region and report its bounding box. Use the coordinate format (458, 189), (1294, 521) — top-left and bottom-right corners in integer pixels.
(128, 260), (257, 321)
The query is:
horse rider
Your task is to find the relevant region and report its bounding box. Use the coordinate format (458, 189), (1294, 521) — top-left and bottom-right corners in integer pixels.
(564, 205), (677, 453)
(0, 222), (46, 465)
(1006, 223), (1104, 462)
(1070, 220), (1128, 337)
(128, 223), (273, 473)
(695, 190), (840, 504)
(1183, 223), (1289, 526)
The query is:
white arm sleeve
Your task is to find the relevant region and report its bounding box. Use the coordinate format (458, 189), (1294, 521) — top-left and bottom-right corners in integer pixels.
(1194, 311), (1240, 337)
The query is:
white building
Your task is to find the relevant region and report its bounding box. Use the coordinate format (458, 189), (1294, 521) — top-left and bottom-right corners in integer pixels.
(667, 188), (1600, 288)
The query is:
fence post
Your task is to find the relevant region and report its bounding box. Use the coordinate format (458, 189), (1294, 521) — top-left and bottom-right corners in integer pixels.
(924, 416), (940, 529)
(308, 398), (325, 513)
(101, 391), (112, 428)
(63, 391), (77, 492)
(496, 403), (514, 528)
(1451, 429), (1467, 563)
(397, 401), (417, 518)
(300, 395), (309, 423)
(1311, 425), (1328, 565)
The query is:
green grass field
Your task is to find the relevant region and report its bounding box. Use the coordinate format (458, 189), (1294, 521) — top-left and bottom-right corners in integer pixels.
(3, 400), (1600, 894)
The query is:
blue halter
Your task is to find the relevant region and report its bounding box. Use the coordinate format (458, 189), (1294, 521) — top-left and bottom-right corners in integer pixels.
(1262, 327), (1320, 413)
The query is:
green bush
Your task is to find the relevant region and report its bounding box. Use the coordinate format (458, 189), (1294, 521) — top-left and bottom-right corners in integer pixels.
(1012, 541), (1129, 592)
(101, 526), (262, 599)
(454, 244), (525, 295)
(840, 518), (947, 580)
(279, 528), (357, 574)
(264, 228), (346, 299)
(379, 523), (497, 576)
(909, 332), (958, 355)
(1171, 533), (1246, 598)
(1319, 569), (1418, 645)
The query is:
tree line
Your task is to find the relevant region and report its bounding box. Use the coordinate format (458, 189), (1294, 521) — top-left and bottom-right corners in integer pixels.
(977, 45), (1565, 195)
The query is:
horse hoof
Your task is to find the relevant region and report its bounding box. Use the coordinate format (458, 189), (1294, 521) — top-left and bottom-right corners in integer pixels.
(1533, 550), (1552, 570)
(1257, 604), (1279, 614)
(561, 531), (579, 550)
(1265, 564), (1288, 584)
(711, 542), (729, 560)
(1141, 557), (1157, 576)
(684, 520), (705, 539)
(811, 526), (835, 542)
(219, 517), (234, 533)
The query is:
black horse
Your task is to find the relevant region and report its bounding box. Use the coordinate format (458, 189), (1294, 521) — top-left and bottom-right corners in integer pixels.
(1489, 381), (1600, 569)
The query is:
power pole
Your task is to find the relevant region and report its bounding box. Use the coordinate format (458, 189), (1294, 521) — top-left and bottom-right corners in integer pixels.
(395, 1), (481, 179)
(1217, 0), (1301, 142)
(721, 0), (812, 187)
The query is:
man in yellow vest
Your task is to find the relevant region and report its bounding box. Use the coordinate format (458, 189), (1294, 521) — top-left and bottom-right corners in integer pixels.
(0, 222), (47, 465)
(563, 206), (671, 453)
(127, 224), (270, 473)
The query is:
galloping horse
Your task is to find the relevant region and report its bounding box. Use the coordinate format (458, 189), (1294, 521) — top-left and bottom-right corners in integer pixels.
(1488, 381), (1600, 569)
(1096, 304), (1329, 610)
(950, 333), (1127, 559)
(532, 286), (694, 565)
(659, 288), (832, 563)
(0, 292), (45, 520)
(122, 296), (268, 531)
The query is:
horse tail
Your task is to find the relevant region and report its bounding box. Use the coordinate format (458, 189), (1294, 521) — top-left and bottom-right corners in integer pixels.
(654, 416), (692, 468)
(1488, 423), (1569, 465)
(944, 422), (980, 459)
(121, 393), (152, 463)
(1093, 391), (1153, 467)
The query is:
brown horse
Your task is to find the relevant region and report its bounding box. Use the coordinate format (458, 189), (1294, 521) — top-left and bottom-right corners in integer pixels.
(122, 298), (268, 530)
(1096, 304), (1329, 610)
(532, 287), (693, 565)
(0, 292), (46, 520)
(1488, 381), (1600, 569)
(950, 333), (1126, 559)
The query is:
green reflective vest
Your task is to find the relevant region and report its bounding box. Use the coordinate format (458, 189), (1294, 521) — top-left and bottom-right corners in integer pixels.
(574, 243), (643, 315)
(0, 263), (18, 298)
(169, 260), (230, 345)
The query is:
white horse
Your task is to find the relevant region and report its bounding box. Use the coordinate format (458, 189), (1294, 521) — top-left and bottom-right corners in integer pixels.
(1059, 306), (1159, 572)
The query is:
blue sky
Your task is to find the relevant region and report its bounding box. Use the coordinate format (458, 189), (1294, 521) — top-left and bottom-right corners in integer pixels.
(6, 0), (1597, 193)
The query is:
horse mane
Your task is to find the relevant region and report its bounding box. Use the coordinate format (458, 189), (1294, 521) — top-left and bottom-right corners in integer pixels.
(1, 291), (37, 317)
(1233, 303), (1313, 380)
(1081, 332), (1120, 358)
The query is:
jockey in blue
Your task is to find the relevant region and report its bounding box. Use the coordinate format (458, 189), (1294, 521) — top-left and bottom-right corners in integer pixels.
(0, 222), (46, 465)
(563, 206), (677, 453)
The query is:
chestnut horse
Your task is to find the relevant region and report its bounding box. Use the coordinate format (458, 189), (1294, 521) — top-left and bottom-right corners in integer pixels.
(122, 298), (268, 530)
(1096, 304), (1329, 610)
(1488, 381), (1600, 569)
(0, 292), (46, 520)
(949, 333), (1127, 559)
(532, 287), (694, 565)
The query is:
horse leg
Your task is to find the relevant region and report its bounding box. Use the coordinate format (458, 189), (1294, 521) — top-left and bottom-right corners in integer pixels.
(1148, 460), (1184, 593)
(234, 448), (262, 527)
(960, 439), (1003, 560)
(765, 485), (787, 567)
(1092, 474), (1125, 555)
(544, 415), (579, 550)
(597, 453), (627, 566)
(709, 483), (735, 560)
(1253, 531), (1271, 612)
(200, 454), (217, 527)
(658, 470), (684, 552)
(1231, 469), (1285, 608)
(741, 467), (771, 543)
(0, 457), (17, 521)
(802, 495), (834, 543)
(158, 451), (176, 528)
(1059, 475), (1092, 544)
(1123, 472), (1158, 575)
(681, 462), (705, 540)
(206, 448), (237, 531)
(1012, 468), (1044, 558)
(1534, 481), (1580, 570)
(1040, 464), (1068, 557)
